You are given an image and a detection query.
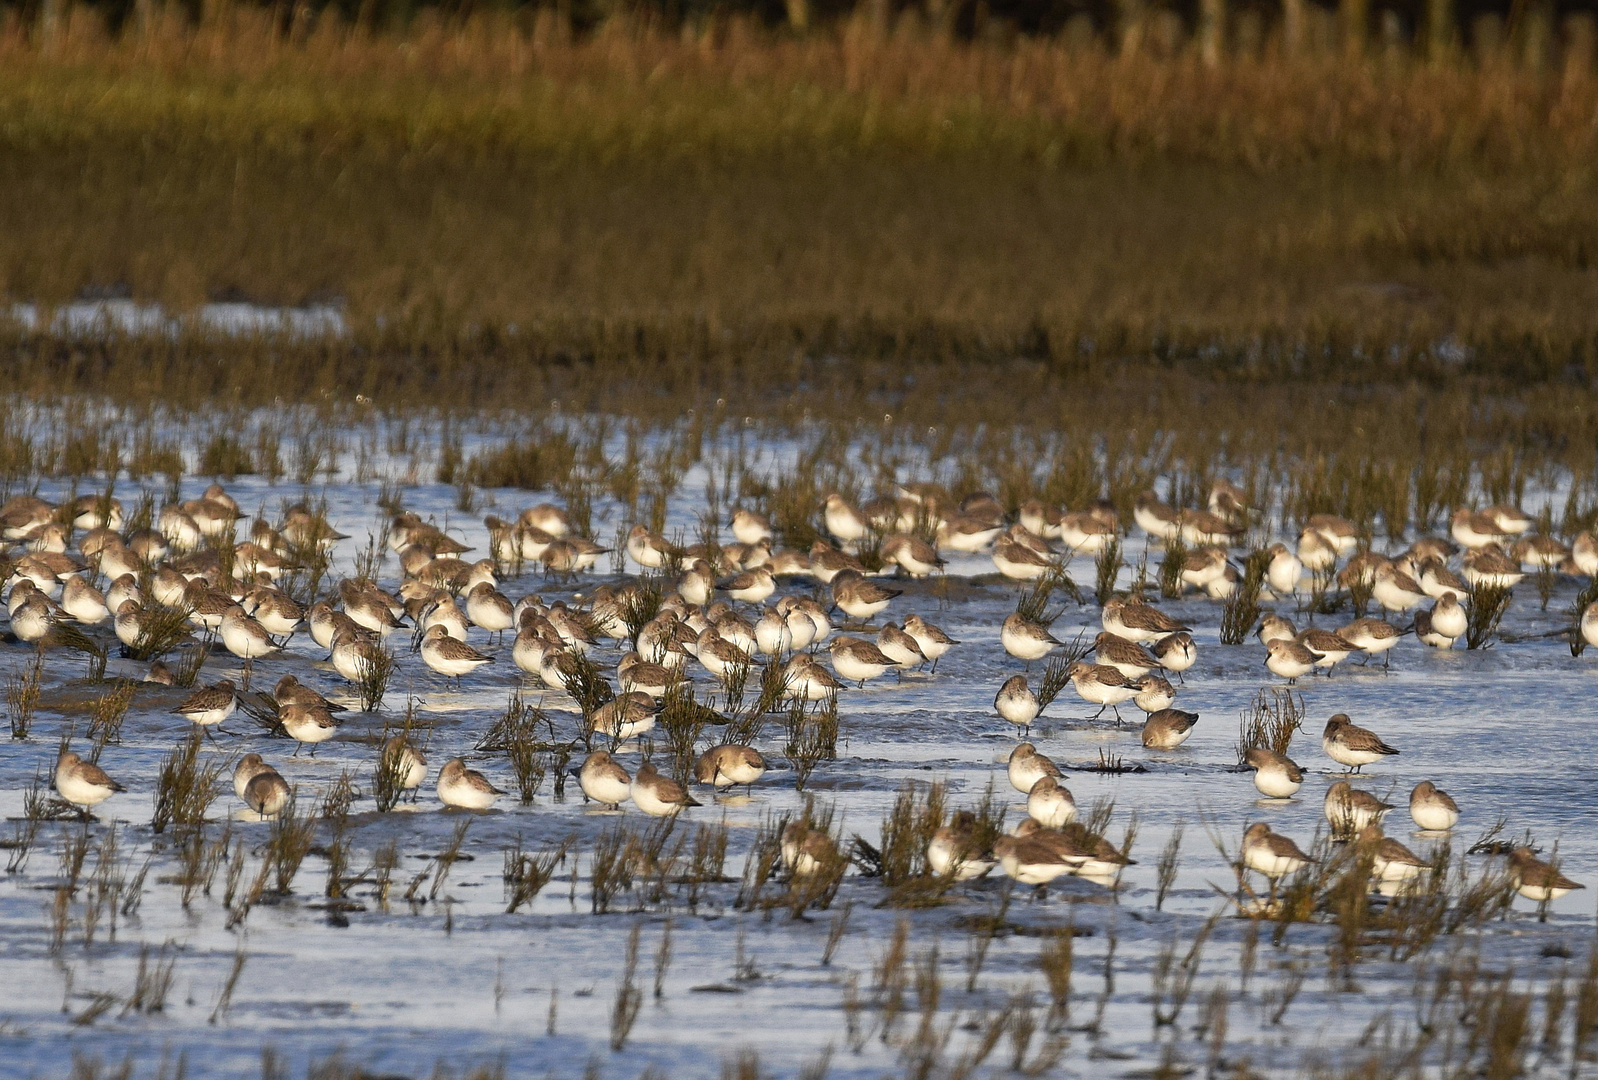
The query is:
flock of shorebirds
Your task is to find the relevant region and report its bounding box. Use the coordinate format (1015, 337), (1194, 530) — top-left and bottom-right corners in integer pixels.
(4, 474), (1587, 910)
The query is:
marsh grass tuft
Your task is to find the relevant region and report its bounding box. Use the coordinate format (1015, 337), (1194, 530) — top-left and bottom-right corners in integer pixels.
(128, 604), (191, 662)
(151, 730), (224, 834)
(1236, 687), (1304, 761)
(5, 652), (43, 739)
(355, 642), (397, 712)
(1014, 566), (1078, 626)
(477, 693), (556, 804)
(1158, 539), (1189, 600)
(46, 622), (108, 681)
(1466, 584), (1514, 650)
(1093, 536), (1123, 607)
(504, 836), (573, 914)
(783, 691), (840, 792)
(1219, 550), (1270, 645)
(87, 679), (137, 754)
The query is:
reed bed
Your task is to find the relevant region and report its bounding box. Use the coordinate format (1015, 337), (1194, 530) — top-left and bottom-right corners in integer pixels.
(0, 11), (1597, 396)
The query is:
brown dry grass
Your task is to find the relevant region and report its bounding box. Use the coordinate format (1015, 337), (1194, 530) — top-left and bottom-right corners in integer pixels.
(0, 10), (1594, 400)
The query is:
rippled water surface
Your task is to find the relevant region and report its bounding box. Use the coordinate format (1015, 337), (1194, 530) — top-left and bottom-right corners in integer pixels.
(2, 430), (1596, 1079)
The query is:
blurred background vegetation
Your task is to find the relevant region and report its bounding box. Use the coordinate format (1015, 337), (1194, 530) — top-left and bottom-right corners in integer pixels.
(0, 0), (1594, 407)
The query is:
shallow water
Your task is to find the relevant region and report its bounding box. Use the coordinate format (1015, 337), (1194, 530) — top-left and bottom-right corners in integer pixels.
(2, 441), (1597, 1079)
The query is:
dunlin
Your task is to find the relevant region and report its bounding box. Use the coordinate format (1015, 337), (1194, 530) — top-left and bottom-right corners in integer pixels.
(1358, 825), (1428, 883)
(274, 674), (343, 715)
(1202, 477), (1245, 520)
(991, 537), (1054, 581)
(720, 566), (778, 605)
(618, 653), (678, 699)
(11, 593), (57, 642)
(881, 533), (944, 578)
(465, 582), (516, 640)
(1241, 822), (1313, 886)
(1132, 673), (1176, 713)
(1338, 551), (1387, 591)
(591, 693), (660, 740)
(1101, 597), (1188, 643)
(1486, 504), (1533, 535)
(250, 589), (304, 637)
(1512, 534), (1569, 570)
(752, 609), (792, 657)
(437, 758), (505, 810)
(991, 834), (1076, 885)
(381, 736), (429, 797)
(1306, 514), (1359, 556)
(1338, 617), (1401, 666)
(1178, 546), (1229, 593)
(693, 744), (768, 793)
(419, 593), (471, 640)
(1462, 544), (1524, 589)
(1019, 500), (1064, 540)
(1372, 564), (1427, 612)
(831, 571), (899, 620)
(876, 623), (926, 671)
(625, 525), (676, 570)
(174, 679), (237, 728)
(1054, 822), (1136, 880)
(1066, 661), (1140, 721)
(1428, 592), (1467, 640)
(1059, 511), (1117, 554)
(1257, 614), (1296, 645)
(1140, 708), (1198, 749)
(1001, 612), (1061, 665)
(221, 605), (281, 661)
(1007, 742), (1061, 794)
(781, 655), (844, 701)
(928, 811), (996, 880)
(1324, 780), (1395, 838)
(1507, 847), (1585, 902)
(1093, 632), (1159, 679)
(1243, 747), (1304, 798)
(1133, 492), (1181, 541)
(519, 504), (571, 538)
(1417, 559), (1471, 601)
(1322, 713), (1399, 772)
(281, 702), (339, 756)
(937, 515), (1004, 553)
(730, 508), (774, 546)
(808, 542), (865, 585)
(1152, 631), (1196, 682)
(630, 763), (700, 817)
(823, 494), (871, 545)
(60, 576), (109, 625)
(677, 560), (715, 606)
(695, 628), (753, 679)
(1027, 775), (1077, 828)
(578, 750), (632, 809)
(330, 627), (388, 683)
(1297, 628), (1356, 676)
(1264, 638), (1320, 682)
(1573, 531), (1598, 576)
(1265, 543), (1302, 595)
(994, 675), (1041, 733)
(781, 822), (840, 876)
(1296, 527), (1337, 573)
(1409, 781), (1460, 831)
(420, 624), (493, 682)
(1178, 508), (1238, 547)
(1411, 608), (1448, 648)
(827, 636), (896, 686)
(55, 750), (124, 813)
